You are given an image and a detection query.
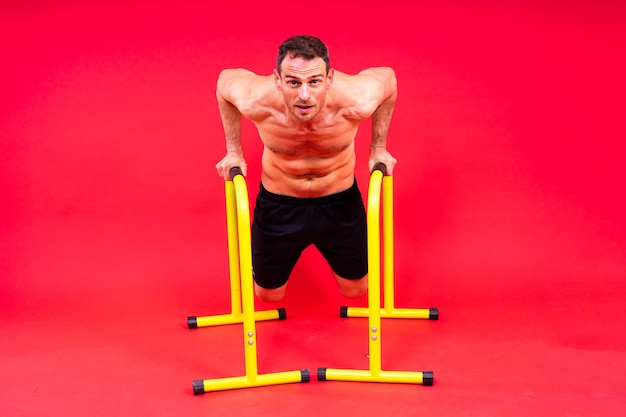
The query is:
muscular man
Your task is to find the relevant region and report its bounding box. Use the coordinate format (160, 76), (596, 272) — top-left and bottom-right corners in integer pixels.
(215, 35), (398, 303)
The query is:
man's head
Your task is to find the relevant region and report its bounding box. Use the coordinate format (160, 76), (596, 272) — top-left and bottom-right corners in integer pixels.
(276, 35), (330, 75)
(274, 35), (334, 123)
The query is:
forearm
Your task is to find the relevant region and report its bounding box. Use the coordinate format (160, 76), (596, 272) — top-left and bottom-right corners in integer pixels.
(370, 96), (395, 149)
(215, 71), (248, 178)
(217, 93), (243, 155)
(368, 69), (398, 173)
(369, 67), (398, 150)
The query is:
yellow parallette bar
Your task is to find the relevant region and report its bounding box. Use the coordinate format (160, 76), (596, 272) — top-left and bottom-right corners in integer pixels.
(193, 310), (283, 328)
(199, 370), (308, 393)
(343, 307), (435, 320)
(321, 368), (431, 385)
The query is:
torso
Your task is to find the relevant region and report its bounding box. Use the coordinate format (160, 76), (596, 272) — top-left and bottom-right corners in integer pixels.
(239, 72), (373, 198)
(258, 108), (360, 197)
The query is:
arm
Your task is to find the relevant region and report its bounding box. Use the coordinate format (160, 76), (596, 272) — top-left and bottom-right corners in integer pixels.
(214, 69), (252, 179)
(360, 67), (399, 175)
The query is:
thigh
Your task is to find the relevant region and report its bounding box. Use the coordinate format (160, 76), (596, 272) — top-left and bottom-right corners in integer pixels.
(251, 197), (310, 289)
(314, 191), (368, 279)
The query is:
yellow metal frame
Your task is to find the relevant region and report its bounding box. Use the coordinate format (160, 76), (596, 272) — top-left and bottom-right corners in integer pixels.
(341, 171), (439, 321)
(318, 167), (436, 386)
(190, 171), (309, 394)
(187, 179), (284, 329)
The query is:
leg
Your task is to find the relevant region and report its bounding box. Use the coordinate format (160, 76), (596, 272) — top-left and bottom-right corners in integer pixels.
(254, 282), (288, 303)
(313, 180), (368, 299)
(251, 184), (309, 304)
(334, 272), (368, 298)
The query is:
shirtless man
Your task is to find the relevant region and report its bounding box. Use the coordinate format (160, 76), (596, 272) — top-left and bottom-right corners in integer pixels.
(215, 35), (398, 303)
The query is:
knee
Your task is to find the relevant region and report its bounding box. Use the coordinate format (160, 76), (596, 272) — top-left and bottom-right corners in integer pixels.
(337, 274), (368, 298)
(254, 283), (287, 303)
(340, 286), (367, 298)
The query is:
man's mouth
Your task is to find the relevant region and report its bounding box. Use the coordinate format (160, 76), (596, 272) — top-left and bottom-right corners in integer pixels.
(295, 104), (313, 114)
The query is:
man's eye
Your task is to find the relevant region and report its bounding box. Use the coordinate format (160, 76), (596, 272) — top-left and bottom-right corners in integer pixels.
(288, 80), (300, 86)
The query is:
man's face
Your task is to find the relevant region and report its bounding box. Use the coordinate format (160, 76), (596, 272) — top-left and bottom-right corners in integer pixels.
(274, 55), (333, 123)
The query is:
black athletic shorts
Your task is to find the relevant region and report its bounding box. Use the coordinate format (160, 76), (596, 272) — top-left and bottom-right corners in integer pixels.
(251, 180), (368, 289)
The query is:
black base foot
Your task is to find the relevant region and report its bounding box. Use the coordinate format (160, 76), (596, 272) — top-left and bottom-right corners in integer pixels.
(300, 369), (311, 383)
(192, 380), (205, 395)
(423, 370), (434, 386)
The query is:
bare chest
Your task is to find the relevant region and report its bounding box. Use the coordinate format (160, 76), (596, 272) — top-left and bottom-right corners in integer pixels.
(257, 118), (359, 157)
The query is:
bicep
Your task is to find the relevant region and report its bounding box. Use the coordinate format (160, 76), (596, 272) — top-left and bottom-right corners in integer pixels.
(216, 69), (255, 104)
(358, 67), (397, 103)
(217, 71), (274, 121)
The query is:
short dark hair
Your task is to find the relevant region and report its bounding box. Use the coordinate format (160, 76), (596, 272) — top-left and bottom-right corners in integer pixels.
(276, 35), (330, 75)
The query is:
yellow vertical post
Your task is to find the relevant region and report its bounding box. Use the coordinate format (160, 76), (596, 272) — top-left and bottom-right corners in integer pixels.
(382, 174), (395, 315)
(232, 174), (259, 380)
(367, 170), (384, 376)
(225, 180), (243, 317)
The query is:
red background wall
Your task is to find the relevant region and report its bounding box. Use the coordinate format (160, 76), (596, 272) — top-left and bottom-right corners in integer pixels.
(2, 1), (625, 416)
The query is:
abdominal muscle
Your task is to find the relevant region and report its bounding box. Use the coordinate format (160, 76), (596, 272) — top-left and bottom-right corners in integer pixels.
(260, 143), (356, 198)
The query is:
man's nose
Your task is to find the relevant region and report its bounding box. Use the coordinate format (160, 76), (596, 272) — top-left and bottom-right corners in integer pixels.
(298, 85), (310, 100)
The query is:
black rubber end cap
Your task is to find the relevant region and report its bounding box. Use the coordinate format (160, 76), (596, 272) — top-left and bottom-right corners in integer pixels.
(278, 308), (287, 320)
(340, 306), (348, 318)
(429, 308), (439, 320)
(187, 316), (198, 329)
(229, 166), (243, 179)
(300, 369), (311, 383)
(423, 371), (434, 386)
(373, 162), (388, 175)
(317, 368), (327, 381)
(192, 380), (205, 395)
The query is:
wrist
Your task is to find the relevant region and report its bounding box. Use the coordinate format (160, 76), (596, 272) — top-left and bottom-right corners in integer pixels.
(370, 144), (387, 152)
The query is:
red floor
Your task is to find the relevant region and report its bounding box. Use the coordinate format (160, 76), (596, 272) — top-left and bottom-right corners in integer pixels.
(2, 1), (626, 416)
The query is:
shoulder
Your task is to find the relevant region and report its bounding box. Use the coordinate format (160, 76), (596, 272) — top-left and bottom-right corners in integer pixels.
(334, 67), (396, 91)
(216, 69), (278, 119)
(354, 67), (397, 103)
(330, 67), (397, 117)
(357, 66), (397, 83)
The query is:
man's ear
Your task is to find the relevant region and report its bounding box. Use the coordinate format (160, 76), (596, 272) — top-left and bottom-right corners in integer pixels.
(273, 69), (282, 90)
(326, 68), (334, 89)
